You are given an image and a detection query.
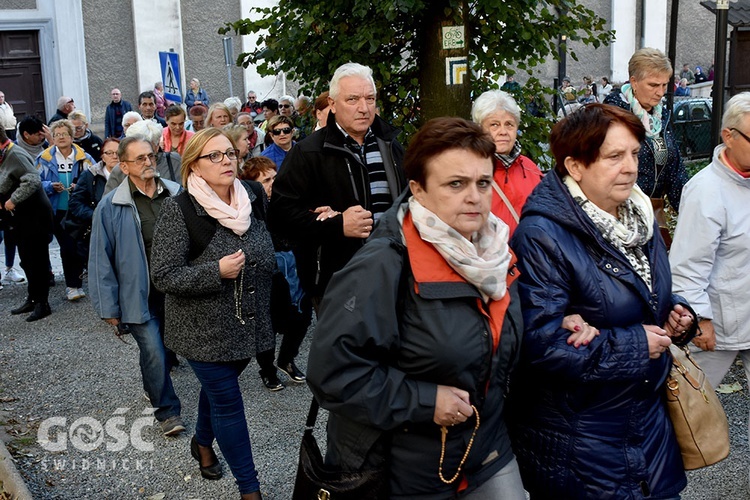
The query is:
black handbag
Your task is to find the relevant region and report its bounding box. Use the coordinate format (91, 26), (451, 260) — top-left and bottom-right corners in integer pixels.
(292, 399), (388, 500)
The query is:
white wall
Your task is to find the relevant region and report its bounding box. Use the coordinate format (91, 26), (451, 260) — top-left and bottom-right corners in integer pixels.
(239, 0), (284, 100)
(131, 0), (184, 94)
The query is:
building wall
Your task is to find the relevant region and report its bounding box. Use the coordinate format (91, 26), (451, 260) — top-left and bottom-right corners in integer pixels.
(181, 0), (245, 105)
(82, 0), (139, 125)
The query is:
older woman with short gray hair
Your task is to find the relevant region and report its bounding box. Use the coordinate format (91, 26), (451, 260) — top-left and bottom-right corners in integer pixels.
(471, 89), (543, 235)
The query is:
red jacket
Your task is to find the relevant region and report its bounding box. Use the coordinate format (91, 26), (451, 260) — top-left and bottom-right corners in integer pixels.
(491, 154), (543, 235)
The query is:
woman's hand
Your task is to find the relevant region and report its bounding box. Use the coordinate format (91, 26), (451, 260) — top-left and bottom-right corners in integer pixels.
(663, 304), (694, 339)
(434, 385), (473, 427)
(562, 314), (600, 348)
(312, 206), (341, 221)
(219, 249), (245, 279)
(644, 324), (672, 359)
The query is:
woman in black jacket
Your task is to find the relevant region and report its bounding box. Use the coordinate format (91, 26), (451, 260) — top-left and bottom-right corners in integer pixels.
(306, 118), (595, 499)
(67, 137), (120, 261)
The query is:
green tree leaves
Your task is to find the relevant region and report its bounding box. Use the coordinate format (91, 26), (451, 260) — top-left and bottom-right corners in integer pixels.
(222, 1), (612, 166)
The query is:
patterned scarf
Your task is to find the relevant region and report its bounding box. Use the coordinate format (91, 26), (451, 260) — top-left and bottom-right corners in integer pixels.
(563, 175), (655, 290)
(622, 83), (662, 139)
(402, 197), (511, 302)
(495, 141), (522, 169)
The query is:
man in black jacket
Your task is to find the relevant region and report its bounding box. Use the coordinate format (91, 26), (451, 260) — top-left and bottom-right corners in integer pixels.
(269, 62), (406, 304)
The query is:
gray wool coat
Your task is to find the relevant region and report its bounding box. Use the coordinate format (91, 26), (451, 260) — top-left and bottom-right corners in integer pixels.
(150, 187), (276, 362)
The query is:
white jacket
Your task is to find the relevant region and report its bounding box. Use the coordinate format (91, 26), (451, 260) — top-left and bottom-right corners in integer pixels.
(670, 145), (750, 350)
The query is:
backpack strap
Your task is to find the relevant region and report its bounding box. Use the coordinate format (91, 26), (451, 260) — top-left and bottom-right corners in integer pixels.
(165, 153), (176, 182)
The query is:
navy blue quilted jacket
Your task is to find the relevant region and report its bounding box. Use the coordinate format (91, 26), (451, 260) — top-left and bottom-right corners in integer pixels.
(509, 171), (687, 499)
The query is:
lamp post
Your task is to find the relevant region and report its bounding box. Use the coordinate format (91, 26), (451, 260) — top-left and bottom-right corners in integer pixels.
(223, 36), (234, 97)
(711, 0), (730, 148)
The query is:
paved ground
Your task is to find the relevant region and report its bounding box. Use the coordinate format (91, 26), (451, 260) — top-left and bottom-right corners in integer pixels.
(0, 240), (749, 499)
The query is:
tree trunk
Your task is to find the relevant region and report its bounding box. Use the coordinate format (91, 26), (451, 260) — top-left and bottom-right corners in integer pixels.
(418, 0), (471, 121)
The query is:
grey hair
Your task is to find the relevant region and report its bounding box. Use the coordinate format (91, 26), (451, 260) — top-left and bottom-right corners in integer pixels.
(57, 96), (72, 110)
(125, 119), (163, 147)
(722, 92), (750, 131)
(279, 95), (295, 105)
(122, 111), (143, 127)
(471, 90), (521, 126)
(224, 96), (242, 113)
(329, 62), (376, 100)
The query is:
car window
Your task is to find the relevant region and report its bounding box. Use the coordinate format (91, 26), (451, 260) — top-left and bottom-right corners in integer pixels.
(675, 104), (687, 121)
(692, 102), (710, 121)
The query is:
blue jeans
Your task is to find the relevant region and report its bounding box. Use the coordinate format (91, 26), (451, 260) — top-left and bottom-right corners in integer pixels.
(126, 316), (181, 422)
(188, 358), (260, 495)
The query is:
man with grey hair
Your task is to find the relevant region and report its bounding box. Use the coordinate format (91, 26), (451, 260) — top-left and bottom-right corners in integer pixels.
(48, 96), (75, 125)
(670, 92), (750, 394)
(103, 119), (182, 194)
(89, 135), (185, 437)
(270, 62), (406, 306)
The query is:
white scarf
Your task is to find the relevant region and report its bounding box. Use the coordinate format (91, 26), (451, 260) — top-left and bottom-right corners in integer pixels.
(622, 83), (662, 139)
(186, 174), (252, 236)
(405, 197), (511, 302)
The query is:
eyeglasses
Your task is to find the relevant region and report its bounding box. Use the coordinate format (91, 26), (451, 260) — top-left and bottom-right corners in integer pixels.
(121, 153), (156, 166)
(279, 104), (292, 109)
(272, 127), (293, 136)
(198, 149), (239, 163)
(730, 128), (750, 144)
(74, 126), (86, 131)
(53, 133), (71, 139)
(102, 151), (119, 157)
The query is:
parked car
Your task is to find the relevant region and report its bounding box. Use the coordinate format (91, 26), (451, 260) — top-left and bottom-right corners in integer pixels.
(672, 97), (712, 159)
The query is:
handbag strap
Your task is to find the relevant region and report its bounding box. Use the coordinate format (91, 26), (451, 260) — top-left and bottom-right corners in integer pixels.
(492, 181), (519, 224)
(305, 398), (320, 432)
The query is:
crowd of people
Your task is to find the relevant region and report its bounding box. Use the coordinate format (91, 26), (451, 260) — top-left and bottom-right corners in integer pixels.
(1, 48), (748, 498)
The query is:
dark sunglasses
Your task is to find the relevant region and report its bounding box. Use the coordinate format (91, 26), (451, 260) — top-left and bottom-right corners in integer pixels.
(272, 127), (293, 136)
(279, 104), (292, 109)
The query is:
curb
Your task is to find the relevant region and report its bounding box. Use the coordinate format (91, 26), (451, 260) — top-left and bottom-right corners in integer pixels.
(0, 437), (33, 500)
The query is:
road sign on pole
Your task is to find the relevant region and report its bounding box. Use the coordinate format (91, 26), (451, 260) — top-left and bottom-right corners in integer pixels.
(159, 51), (182, 103)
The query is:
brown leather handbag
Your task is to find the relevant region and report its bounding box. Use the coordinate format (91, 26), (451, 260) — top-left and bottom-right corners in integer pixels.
(665, 345), (730, 470)
(650, 197), (672, 250)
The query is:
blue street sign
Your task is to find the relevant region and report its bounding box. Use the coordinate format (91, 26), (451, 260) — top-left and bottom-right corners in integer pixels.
(159, 51), (182, 103)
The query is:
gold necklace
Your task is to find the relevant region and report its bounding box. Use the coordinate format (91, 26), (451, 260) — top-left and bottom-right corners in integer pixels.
(438, 404), (480, 484)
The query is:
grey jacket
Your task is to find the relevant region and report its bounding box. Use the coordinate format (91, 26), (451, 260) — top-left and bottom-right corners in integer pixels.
(671, 144), (750, 350)
(150, 187), (276, 362)
(88, 178), (181, 324)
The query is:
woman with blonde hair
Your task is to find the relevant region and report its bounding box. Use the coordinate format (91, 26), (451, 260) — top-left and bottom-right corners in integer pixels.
(151, 128), (273, 500)
(206, 103), (232, 129)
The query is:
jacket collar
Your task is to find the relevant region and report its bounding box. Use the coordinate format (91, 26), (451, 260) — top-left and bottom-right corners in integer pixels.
(40, 144), (90, 163)
(322, 112), (400, 153)
(111, 177), (181, 206)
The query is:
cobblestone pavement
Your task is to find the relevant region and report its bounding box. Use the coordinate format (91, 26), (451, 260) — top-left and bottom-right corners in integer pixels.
(0, 241), (748, 499)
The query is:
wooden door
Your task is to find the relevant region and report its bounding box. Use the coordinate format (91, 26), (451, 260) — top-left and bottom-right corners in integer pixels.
(0, 30), (45, 122)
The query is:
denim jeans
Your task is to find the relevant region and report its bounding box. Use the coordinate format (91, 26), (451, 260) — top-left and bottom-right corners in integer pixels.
(188, 358), (260, 495)
(126, 316), (181, 422)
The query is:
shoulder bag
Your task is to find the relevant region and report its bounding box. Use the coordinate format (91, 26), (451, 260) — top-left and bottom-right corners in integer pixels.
(292, 399), (388, 500)
(665, 344), (730, 470)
